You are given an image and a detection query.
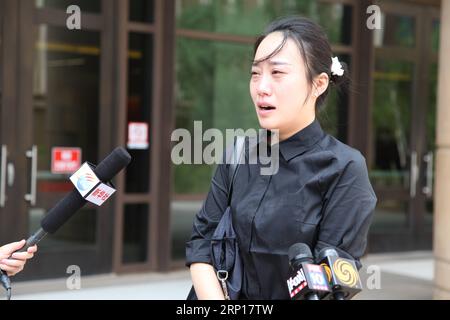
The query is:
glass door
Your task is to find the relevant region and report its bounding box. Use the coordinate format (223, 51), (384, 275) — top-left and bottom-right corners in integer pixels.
(369, 1), (439, 252)
(0, 0), (22, 246)
(1, 0), (115, 281)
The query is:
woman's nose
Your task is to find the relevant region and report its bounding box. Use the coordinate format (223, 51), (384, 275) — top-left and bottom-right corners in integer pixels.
(256, 74), (272, 96)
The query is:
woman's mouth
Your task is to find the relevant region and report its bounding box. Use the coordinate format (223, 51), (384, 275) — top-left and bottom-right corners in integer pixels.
(257, 104), (276, 116)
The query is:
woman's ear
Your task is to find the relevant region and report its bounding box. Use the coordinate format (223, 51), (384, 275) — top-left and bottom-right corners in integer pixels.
(313, 72), (329, 97)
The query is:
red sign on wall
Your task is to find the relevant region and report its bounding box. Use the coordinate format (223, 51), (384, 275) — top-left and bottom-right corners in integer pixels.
(51, 147), (82, 174)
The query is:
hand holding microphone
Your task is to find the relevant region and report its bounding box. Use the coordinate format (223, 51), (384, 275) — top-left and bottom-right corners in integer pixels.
(0, 241), (37, 276)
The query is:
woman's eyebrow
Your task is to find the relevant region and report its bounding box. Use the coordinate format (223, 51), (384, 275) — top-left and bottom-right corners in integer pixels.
(252, 60), (292, 67)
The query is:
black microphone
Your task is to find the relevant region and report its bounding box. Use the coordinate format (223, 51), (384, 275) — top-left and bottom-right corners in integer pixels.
(286, 243), (331, 300)
(0, 147), (131, 298)
(316, 247), (362, 300)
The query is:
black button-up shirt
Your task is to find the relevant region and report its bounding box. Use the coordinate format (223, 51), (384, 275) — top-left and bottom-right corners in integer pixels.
(186, 119), (377, 300)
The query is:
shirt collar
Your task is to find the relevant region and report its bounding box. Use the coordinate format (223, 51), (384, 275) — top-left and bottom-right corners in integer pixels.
(278, 119), (325, 161)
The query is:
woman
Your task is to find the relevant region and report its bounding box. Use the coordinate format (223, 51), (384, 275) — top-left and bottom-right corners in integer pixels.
(0, 240), (37, 276)
(186, 16), (377, 300)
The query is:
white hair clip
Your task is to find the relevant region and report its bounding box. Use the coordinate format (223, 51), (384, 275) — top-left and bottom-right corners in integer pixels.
(331, 56), (344, 77)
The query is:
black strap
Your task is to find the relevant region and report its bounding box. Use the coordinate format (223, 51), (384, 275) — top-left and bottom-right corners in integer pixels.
(226, 137), (245, 206)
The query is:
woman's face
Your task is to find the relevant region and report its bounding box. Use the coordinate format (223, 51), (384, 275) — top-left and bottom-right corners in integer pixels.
(250, 32), (314, 138)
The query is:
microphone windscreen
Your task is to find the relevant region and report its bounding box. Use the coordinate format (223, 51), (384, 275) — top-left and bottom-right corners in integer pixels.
(317, 247), (339, 261)
(40, 147), (131, 234)
(93, 147), (132, 181)
(41, 190), (86, 234)
(288, 243), (313, 264)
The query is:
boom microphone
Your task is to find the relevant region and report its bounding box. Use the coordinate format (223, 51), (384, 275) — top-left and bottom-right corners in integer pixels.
(40, 146), (131, 235)
(1, 147), (131, 299)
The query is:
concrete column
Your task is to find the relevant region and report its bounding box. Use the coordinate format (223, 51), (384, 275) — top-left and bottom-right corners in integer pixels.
(434, 0), (450, 300)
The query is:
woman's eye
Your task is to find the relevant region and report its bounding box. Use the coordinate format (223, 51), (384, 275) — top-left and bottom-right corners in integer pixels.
(251, 71), (260, 76)
(272, 70), (283, 75)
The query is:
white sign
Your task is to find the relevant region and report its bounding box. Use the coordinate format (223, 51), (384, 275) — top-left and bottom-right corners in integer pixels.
(127, 122), (149, 150)
(85, 183), (116, 206)
(70, 162), (100, 197)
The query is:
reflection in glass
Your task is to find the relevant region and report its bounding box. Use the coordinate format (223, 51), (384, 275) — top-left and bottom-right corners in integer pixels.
(174, 38), (255, 194)
(171, 200), (201, 260)
(32, 25), (100, 248)
(374, 13), (415, 48)
(122, 204), (149, 263)
(176, 0), (352, 45)
(371, 59), (413, 189)
(125, 33), (153, 193)
(130, 0), (154, 23)
(431, 20), (440, 53)
(371, 200), (408, 233)
(425, 63), (438, 228)
(35, 0), (101, 13)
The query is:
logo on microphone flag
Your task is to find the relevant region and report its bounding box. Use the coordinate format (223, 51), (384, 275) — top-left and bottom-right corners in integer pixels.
(70, 162), (117, 206)
(332, 258), (361, 288)
(70, 162), (100, 197)
(85, 183), (116, 206)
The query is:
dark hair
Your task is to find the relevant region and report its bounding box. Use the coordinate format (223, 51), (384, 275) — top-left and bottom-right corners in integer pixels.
(253, 16), (350, 111)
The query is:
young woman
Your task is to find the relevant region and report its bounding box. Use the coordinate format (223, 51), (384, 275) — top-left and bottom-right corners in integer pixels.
(186, 16), (377, 300)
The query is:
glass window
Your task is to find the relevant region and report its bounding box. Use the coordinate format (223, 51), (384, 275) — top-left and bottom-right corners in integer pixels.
(171, 38), (255, 261)
(173, 38), (256, 194)
(176, 0), (352, 45)
(130, 0), (155, 23)
(171, 200), (201, 260)
(371, 200), (409, 233)
(125, 33), (153, 193)
(34, 208), (97, 247)
(431, 19), (440, 54)
(122, 204), (149, 263)
(374, 13), (415, 48)
(35, 0), (101, 13)
(371, 59), (414, 188)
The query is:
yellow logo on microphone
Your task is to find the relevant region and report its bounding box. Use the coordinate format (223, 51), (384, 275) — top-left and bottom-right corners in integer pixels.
(321, 263), (332, 282)
(332, 259), (359, 287)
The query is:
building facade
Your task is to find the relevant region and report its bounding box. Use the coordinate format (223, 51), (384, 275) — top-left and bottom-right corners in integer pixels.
(0, 0), (442, 281)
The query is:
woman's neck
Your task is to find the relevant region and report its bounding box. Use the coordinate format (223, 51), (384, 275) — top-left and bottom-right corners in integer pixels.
(278, 114), (316, 142)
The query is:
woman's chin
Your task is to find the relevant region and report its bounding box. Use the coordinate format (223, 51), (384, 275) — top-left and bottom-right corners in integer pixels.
(257, 118), (279, 131)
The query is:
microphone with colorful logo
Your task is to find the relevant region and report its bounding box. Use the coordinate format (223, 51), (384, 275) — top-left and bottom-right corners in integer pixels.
(0, 147), (132, 300)
(286, 243), (331, 300)
(316, 247), (362, 300)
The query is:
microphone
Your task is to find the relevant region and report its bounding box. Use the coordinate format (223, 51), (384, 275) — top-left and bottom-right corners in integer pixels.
(316, 247), (362, 300)
(0, 147), (131, 299)
(286, 243), (331, 300)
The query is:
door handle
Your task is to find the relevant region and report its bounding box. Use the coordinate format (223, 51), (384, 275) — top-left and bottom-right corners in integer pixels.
(422, 151), (433, 198)
(24, 145), (37, 205)
(0, 145), (7, 207)
(410, 151), (418, 198)
(7, 163), (15, 187)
